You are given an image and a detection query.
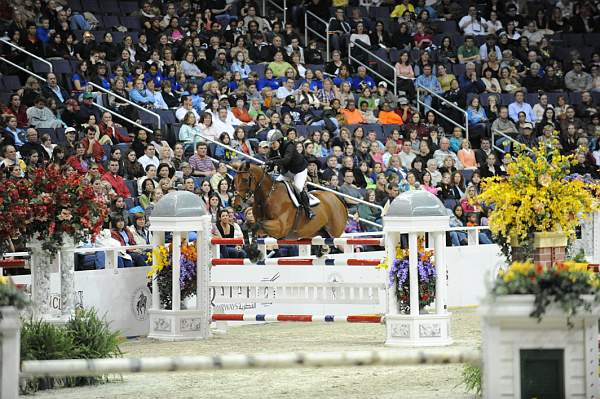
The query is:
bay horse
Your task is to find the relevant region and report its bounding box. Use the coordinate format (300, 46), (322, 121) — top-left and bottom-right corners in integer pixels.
(233, 162), (348, 240)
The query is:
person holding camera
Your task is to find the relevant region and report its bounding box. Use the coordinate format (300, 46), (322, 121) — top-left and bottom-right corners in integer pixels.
(458, 6), (487, 36)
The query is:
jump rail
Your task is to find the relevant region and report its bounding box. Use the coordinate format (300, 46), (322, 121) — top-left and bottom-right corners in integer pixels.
(210, 238), (384, 246)
(211, 258), (381, 266)
(20, 349), (481, 377)
(211, 314), (384, 322)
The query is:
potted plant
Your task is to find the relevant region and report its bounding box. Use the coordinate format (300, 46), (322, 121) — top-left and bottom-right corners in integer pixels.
(147, 242), (198, 309)
(0, 276), (29, 398)
(380, 240), (436, 314)
(477, 139), (596, 263)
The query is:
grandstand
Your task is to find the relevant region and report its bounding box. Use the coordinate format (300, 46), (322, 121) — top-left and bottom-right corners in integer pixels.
(0, 0), (599, 268)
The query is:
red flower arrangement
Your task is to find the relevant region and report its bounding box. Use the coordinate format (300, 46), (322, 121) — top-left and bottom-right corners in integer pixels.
(0, 167), (109, 255)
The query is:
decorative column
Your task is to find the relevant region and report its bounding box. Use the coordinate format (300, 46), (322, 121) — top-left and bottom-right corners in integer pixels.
(151, 231), (165, 311)
(196, 216), (212, 339)
(29, 239), (55, 319)
(384, 190), (453, 347)
(60, 236), (76, 320)
(0, 307), (20, 399)
(433, 232), (447, 314)
(408, 233), (419, 317)
(171, 232), (181, 311)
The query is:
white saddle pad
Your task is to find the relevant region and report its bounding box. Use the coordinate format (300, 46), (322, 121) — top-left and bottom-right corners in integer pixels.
(282, 181), (320, 207)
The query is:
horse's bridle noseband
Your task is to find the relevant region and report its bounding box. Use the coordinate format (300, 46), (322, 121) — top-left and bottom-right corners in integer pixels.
(236, 165), (268, 204)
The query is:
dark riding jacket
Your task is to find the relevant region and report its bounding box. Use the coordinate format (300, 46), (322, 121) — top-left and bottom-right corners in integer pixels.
(269, 140), (307, 174)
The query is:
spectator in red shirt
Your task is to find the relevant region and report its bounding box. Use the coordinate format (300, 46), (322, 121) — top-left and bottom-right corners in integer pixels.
(102, 159), (131, 198)
(99, 112), (132, 144)
(80, 126), (105, 163)
(1, 94), (28, 128)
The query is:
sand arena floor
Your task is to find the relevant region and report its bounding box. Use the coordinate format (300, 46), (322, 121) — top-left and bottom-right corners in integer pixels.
(32, 309), (480, 399)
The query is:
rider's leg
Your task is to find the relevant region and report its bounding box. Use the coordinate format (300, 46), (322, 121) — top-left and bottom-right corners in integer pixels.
(293, 169), (314, 219)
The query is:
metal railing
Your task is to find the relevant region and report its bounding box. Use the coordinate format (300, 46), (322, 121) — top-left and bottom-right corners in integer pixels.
(262, 0), (286, 22)
(0, 57), (47, 82)
(0, 38), (52, 73)
(416, 84), (469, 141)
(304, 11), (329, 60)
(348, 40), (397, 96)
(0, 58), (151, 136)
(88, 82), (161, 128)
(92, 102), (153, 134)
(195, 133), (384, 226)
(491, 128), (533, 155)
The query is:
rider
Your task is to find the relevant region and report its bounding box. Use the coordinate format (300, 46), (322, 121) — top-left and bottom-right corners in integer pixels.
(265, 129), (315, 219)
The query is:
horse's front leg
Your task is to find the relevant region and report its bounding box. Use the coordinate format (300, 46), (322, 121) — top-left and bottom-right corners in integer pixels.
(260, 218), (287, 238)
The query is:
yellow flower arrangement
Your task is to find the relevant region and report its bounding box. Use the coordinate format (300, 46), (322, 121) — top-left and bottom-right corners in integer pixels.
(146, 245), (170, 278)
(494, 260), (600, 324)
(477, 140), (596, 243)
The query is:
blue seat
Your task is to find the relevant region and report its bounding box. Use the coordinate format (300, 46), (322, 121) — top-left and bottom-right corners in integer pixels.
(250, 63), (266, 79)
(119, 1), (138, 14)
(51, 59), (71, 74)
(120, 16), (141, 31)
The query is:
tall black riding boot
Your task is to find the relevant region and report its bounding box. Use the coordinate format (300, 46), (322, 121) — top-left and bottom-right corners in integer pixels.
(300, 191), (315, 219)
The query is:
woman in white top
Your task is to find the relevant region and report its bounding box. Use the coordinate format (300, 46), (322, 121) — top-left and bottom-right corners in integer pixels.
(296, 81), (320, 108)
(198, 112), (220, 141)
(349, 22), (371, 48)
(532, 93), (554, 123)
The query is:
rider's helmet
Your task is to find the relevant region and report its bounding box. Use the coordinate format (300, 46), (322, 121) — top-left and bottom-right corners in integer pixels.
(267, 129), (283, 143)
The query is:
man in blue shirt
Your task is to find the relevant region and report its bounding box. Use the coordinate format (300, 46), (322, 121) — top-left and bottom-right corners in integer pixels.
(415, 64), (442, 112)
(508, 90), (536, 123)
(351, 66), (376, 92)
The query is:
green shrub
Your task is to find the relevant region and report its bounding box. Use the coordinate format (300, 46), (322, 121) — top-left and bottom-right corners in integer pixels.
(19, 308), (123, 394)
(20, 319), (75, 392)
(461, 363), (482, 397)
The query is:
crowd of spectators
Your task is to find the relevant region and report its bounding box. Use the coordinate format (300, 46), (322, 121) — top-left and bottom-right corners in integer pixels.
(0, 0), (599, 267)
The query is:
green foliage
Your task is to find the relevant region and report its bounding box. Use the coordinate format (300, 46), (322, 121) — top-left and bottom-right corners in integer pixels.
(460, 363), (482, 396)
(0, 282), (30, 309)
(19, 308), (123, 394)
(20, 320), (75, 392)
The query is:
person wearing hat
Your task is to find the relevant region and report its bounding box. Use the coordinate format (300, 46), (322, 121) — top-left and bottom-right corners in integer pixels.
(565, 60), (593, 92)
(265, 129), (314, 219)
(373, 81), (398, 109)
(516, 122), (537, 149)
(281, 95), (302, 124)
(77, 91), (101, 123)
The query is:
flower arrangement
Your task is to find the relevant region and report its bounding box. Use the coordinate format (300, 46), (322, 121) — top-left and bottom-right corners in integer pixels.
(477, 140), (596, 258)
(494, 261), (600, 325)
(379, 240), (436, 313)
(0, 276), (29, 310)
(0, 168), (108, 256)
(147, 242), (198, 309)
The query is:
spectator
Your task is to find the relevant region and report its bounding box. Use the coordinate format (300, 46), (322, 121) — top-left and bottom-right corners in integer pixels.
(138, 144), (160, 170)
(508, 90), (536, 122)
(189, 142), (216, 177)
(564, 60), (593, 92)
(458, 6), (487, 36)
(102, 159), (131, 198)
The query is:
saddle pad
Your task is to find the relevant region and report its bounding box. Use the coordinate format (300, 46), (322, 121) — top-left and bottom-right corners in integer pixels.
(282, 181), (320, 207)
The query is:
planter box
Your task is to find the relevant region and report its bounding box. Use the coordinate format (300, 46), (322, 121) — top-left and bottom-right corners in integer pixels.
(148, 309), (210, 341)
(0, 306), (20, 399)
(511, 232), (568, 266)
(480, 295), (599, 398)
(385, 312), (452, 347)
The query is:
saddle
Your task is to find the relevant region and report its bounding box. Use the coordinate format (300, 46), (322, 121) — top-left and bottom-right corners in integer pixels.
(280, 180), (320, 208)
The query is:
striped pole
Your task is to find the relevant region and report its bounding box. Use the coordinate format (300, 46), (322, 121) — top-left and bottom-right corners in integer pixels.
(20, 349), (481, 377)
(210, 258), (382, 266)
(210, 238), (384, 246)
(211, 314), (384, 323)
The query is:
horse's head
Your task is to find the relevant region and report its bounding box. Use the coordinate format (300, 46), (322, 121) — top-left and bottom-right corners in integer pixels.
(233, 161), (267, 211)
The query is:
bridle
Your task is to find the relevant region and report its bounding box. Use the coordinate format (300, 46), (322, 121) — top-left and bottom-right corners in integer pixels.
(236, 164), (268, 204)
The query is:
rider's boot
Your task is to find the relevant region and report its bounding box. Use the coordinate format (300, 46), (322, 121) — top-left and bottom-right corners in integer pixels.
(300, 190), (315, 219)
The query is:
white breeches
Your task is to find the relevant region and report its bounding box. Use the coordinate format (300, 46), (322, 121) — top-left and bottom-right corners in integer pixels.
(276, 169), (307, 193)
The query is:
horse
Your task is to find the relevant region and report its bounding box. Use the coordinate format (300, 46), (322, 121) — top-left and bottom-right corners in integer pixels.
(233, 162), (348, 240)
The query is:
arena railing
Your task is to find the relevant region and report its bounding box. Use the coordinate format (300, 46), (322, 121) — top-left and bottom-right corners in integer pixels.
(304, 11), (330, 61)
(491, 128), (534, 155)
(261, 0), (286, 23)
(0, 44), (153, 134)
(88, 82), (161, 128)
(0, 38), (52, 73)
(347, 40), (398, 96)
(416, 84), (469, 142)
(196, 133), (385, 228)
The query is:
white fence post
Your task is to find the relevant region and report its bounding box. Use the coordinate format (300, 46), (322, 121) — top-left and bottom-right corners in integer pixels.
(0, 306), (20, 399)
